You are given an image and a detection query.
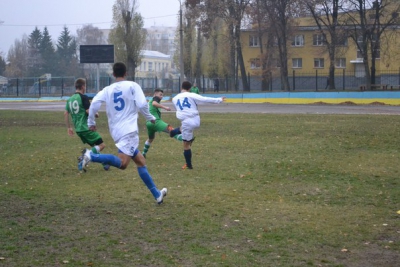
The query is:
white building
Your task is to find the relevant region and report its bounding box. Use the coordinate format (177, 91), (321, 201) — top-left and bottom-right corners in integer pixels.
(136, 50), (172, 79)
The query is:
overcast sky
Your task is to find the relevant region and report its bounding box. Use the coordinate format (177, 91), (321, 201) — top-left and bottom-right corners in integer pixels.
(0, 0), (180, 57)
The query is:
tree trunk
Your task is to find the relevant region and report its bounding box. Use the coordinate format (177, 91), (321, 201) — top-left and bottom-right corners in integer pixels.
(235, 25), (249, 91)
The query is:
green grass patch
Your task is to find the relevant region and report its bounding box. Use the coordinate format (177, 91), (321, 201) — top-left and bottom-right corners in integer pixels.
(0, 110), (399, 266)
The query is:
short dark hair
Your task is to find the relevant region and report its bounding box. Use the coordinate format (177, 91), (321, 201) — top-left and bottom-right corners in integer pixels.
(182, 81), (192, 90)
(113, 62), (127, 78)
(154, 88), (164, 93)
(75, 78), (86, 90)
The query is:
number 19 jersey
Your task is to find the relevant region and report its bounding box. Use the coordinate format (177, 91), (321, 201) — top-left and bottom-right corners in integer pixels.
(65, 93), (90, 132)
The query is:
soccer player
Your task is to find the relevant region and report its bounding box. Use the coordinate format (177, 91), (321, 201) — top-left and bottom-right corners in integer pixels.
(80, 62), (167, 204)
(170, 81), (226, 169)
(190, 82), (200, 94)
(142, 88), (182, 158)
(64, 78), (109, 171)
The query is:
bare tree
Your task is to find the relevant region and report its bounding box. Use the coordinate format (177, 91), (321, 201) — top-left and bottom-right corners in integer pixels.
(305, 0), (349, 90)
(249, 0), (279, 91)
(109, 0), (146, 79)
(262, 0), (292, 90)
(344, 0), (400, 89)
(76, 24), (106, 45)
(5, 35), (29, 77)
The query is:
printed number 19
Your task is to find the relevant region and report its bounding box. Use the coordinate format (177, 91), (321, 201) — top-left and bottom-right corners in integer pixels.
(177, 97), (191, 110)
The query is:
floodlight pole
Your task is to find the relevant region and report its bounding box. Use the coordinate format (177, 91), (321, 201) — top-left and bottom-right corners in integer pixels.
(96, 63), (100, 92)
(178, 0), (185, 81)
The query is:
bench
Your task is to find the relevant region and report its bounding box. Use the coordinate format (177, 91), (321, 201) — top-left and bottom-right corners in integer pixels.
(359, 84), (388, 91)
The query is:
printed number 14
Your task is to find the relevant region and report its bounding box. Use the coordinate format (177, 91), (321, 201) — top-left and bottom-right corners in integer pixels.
(177, 97), (191, 110)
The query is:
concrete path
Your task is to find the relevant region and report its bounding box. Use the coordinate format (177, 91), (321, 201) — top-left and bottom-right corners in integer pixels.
(1, 101), (400, 115)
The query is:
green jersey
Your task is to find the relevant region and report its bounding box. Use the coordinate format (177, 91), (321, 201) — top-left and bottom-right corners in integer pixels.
(149, 96), (162, 120)
(65, 92), (90, 132)
(190, 86), (200, 94)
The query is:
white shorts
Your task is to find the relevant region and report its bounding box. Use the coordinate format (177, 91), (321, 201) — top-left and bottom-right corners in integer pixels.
(181, 116), (200, 141)
(115, 132), (139, 156)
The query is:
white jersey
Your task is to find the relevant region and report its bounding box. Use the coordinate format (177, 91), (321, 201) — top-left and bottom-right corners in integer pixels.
(88, 80), (155, 142)
(172, 92), (223, 121)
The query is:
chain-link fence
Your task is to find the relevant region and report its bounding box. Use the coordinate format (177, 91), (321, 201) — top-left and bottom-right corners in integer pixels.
(1, 69), (399, 98)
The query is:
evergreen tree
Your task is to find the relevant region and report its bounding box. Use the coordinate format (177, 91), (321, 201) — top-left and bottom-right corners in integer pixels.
(39, 27), (55, 74)
(28, 27), (43, 77)
(56, 26), (78, 76)
(0, 55), (6, 76)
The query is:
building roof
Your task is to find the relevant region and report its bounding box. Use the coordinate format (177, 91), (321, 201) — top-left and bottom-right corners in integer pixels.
(141, 50), (171, 59)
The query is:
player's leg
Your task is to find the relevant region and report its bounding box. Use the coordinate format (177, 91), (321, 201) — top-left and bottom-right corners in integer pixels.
(166, 125), (183, 141)
(80, 149), (123, 171)
(80, 135), (134, 171)
(169, 126), (182, 138)
(143, 122), (157, 157)
(142, 138), (153, 158)
(181, 117), (200, 169)
(132, 138), (167, 204)
(85, 132), (110, 171)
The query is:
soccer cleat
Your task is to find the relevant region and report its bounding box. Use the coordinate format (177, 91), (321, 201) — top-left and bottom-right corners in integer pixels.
(182, 164), (193, 170)
(103, 164), (110, 171)
(156, 188), (168, 204)
(78, 149), (91, 172)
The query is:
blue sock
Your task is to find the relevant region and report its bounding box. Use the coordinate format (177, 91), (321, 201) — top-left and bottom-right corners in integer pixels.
(138, 166), (160, 198)
(90, 153), (122, 168)
(169, 127), (181, 137)
(184, 149), (192, 168)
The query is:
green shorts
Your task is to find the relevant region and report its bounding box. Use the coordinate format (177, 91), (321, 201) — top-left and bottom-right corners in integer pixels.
(77, 130), (103, 146)
(146, 119), (168, 139)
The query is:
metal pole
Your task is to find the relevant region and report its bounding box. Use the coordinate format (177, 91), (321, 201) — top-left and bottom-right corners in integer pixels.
(96, 63), (100, 92)
(179, 1), (185, 82)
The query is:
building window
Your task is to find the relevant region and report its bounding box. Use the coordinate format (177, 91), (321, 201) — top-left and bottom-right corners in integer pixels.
(292, 58), (302, 68)
(250, 58), (261, 69)
(148, 62), (153, 71)
(313, 34), (324, 46)
(314, 58), (324, 68)
(292, 35), (304, 46)
(249, 35), (259, 47)
(143, 62), (147, 71)
(335, 58), (346, 68)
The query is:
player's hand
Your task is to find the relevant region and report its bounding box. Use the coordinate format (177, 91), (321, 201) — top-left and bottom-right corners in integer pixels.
(165, 107), (171, 111)
(221, 97), (226, 101)
(89, 125), (97, 131)
(67, 128), (74, 136)
(95, 112), (99, 118)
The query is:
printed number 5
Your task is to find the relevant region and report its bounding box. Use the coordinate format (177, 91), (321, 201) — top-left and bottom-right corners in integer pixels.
(177, 97), (191, 110)
(114, 92), (125, 111)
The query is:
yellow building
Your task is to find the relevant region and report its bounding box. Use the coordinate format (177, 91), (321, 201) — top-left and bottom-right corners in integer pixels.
(241, 11), (400, 79)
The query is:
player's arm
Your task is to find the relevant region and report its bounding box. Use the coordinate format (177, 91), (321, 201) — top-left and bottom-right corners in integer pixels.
(152, 96), (171, 111)
(64, 110), (74, 136)
(193, 94), (225, 104)
(135, 86), (156, 123)
(87, 90), (105, 130)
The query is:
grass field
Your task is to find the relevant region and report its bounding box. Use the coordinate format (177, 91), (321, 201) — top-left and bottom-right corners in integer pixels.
(0, 110), (399, 267)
